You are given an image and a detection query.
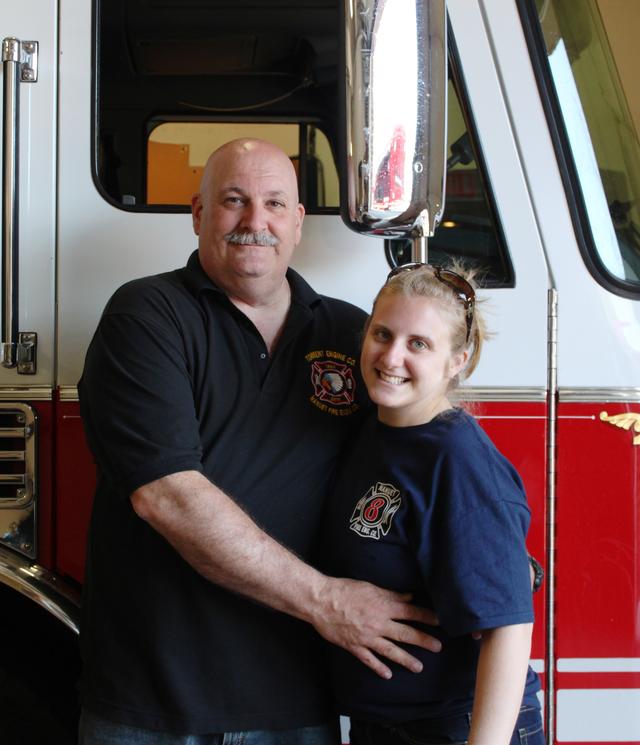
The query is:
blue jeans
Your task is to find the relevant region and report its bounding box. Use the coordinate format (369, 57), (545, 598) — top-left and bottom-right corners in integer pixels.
(349, 705), (544, 745)
(79, 710), (340, 745)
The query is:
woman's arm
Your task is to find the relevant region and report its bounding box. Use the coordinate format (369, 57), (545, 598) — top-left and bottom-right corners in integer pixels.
(468, 623), (533, 745)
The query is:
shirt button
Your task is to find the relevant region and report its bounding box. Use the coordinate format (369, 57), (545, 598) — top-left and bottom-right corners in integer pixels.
(260, 353), (267, 359)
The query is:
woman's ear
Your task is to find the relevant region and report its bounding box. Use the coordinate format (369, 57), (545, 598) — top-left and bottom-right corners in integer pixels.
(449, 348), (469, 380)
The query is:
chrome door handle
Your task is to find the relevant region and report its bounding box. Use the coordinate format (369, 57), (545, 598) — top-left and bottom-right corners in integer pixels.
(1, 38), (38, 371)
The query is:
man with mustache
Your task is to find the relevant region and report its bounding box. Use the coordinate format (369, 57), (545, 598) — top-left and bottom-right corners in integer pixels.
(78, 139), (440, 745)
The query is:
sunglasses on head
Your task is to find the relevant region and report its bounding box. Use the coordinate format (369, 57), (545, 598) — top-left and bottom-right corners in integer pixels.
(386, 262), (475, 343)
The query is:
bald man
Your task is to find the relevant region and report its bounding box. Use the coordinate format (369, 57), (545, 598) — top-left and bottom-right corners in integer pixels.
(78, 140), (439, 745)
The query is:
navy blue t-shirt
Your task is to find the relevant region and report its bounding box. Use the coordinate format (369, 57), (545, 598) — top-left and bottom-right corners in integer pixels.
(322, 408), (540, 723)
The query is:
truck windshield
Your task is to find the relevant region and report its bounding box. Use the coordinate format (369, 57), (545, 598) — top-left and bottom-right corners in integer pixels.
(532, 0), (640, 288)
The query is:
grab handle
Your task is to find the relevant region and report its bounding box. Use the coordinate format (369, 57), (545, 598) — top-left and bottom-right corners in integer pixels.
(1, 38), (38, 369)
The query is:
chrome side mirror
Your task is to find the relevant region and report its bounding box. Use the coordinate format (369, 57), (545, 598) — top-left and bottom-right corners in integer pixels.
(340, 0), (447, 260)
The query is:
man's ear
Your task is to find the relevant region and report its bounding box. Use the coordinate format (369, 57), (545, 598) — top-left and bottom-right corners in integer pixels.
(294, 202), (305, 245)
(191, 193), (203, 235)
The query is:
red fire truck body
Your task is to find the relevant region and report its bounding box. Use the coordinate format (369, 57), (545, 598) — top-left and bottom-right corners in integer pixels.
(1, 1), (639, 743)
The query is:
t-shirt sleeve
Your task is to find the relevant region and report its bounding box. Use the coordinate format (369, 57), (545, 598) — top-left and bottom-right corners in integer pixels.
(422, 428), (534, 637)
(79, 307), (204, 498)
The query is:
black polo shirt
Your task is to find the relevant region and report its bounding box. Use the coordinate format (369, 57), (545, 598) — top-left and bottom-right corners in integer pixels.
(78, 250), (370, 734)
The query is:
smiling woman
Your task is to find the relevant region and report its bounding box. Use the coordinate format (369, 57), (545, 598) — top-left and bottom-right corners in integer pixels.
(361, 263), (487, 427)
(322, 263), (543, 745)
(361, 294), (468, 427)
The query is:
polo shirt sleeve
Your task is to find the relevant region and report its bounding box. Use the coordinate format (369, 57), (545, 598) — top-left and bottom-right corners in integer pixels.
(422, 425), (534, 637)
(79, 307), (203, 498)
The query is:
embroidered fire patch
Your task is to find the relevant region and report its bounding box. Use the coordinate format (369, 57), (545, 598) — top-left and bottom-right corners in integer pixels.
(310, 360), (355, 407)
(350, 482), (401, 540)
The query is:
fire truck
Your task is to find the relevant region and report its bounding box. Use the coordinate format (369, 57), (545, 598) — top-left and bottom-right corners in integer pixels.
(1, 0), (638, 743)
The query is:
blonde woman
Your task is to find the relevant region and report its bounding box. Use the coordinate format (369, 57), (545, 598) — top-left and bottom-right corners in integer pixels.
(323, 264), (543, 745)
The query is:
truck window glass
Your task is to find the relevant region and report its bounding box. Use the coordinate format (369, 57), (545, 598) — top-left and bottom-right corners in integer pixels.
(527, 0), (640, 290)
(94, 0), (343, 214)
(147, 122), (338, 208)
(385, 60), (513, 289)
(94, 0), (511, 288)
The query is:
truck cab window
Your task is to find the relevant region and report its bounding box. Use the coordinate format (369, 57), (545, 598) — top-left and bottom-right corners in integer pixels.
(385, 59), (513, 289)
(146, 121), (338, 209)
(94, 0), (342, 214)
(525, 0), (640, 292)
(94, 0), (511, 288)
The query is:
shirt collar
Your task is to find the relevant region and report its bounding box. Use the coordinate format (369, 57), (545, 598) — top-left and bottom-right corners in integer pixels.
(182, 249), (322, 309)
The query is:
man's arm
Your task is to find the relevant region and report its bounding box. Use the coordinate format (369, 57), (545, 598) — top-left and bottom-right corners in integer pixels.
(131, 470), (442, 680)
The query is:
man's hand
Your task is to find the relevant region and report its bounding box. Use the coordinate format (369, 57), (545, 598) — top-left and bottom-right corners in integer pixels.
(310, 576), (441, 680)
(132, 472), (441, 681)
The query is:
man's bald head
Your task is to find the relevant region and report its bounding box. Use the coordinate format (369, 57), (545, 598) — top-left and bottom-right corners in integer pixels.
(191, 138), (305, 301)
(199, 138), (300, 203)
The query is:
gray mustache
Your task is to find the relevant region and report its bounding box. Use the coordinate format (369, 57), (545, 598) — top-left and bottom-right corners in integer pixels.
(224, 230), (279, 247)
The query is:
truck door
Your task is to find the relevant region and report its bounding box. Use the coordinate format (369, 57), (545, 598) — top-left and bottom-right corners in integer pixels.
(0, 2), (57, 563)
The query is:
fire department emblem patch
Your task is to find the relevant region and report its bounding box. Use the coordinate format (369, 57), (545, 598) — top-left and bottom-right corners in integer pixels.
(305, 350), (359, 416)
(350, 482), (401, 540)
(311, 360), (355, 406)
